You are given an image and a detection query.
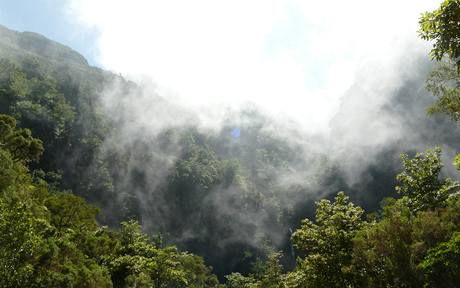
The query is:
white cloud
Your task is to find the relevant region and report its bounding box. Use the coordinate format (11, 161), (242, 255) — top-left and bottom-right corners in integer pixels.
(67, 0), (439, 132)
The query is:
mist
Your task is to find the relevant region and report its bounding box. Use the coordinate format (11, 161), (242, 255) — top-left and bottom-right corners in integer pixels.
(57, 0), (460, 277)
(66, 0), (440, 131)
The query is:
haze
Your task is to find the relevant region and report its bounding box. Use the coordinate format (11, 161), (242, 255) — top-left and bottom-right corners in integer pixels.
(66, 0), (439, 132)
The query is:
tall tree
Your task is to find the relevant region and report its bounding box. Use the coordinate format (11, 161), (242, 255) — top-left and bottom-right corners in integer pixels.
(290, 192), (364, 288)
(419, 0), (460, 70)
(420, 0), (460, 120)
(396, 147), (459, 212)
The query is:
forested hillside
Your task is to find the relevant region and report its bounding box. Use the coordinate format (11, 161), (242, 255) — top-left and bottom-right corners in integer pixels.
(1, 0), (460, 287)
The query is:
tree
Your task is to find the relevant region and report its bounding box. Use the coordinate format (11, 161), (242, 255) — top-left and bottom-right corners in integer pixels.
(224, 252), (286, 288)
(106, 220), (221, 288)
(425, 60), (460, 121)
(419, 232), (460, 288)
(420, 1), (460, 121)
(352, 198), (420, 287)
(352, 193), (460, 287)
(396, 147), (459, 212)
(419, 0), (460, 70)
(0, 114), (43, 162)
(45, 192), (99, 234)
(0, 199), (49, 288)
(290, 192), (364, 287)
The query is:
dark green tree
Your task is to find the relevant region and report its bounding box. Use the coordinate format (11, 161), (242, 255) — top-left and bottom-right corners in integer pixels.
(419, 232), (460, 288)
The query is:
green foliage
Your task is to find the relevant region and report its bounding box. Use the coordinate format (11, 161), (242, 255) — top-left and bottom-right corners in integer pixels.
(419, 0), (460, 70)
(352, 196), (460, 287)
(224, 252), (286, 288)
(0, 58), (75, 139)
(225, 273), (258, 288)
(291, 192), (364, 288)
(0, 114), (43, 162)
(0, 199), (48, 288)
(396, 147), (459, 212)
(420, 1), (460, 121)
(352, 198), (419, 287)
(426, 61), (460, 121)
(171, 143), (231, 190)
(1, 30), (309, 278)
(419, 232), (460, 287)
(1, 10), (460, 286)
(252, 252), (286, 288)
(177, 252), (222, 288)
(45, 192), (99, 233)
(107, 220), (188, 287)
(0, 116), (221, 287)
(106, 220), (221, 288)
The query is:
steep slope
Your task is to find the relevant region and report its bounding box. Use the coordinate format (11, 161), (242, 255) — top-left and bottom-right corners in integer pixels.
(1, 24), (460, 279)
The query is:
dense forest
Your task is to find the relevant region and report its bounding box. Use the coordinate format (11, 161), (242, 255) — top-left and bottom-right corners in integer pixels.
(1, 0), (460, 287)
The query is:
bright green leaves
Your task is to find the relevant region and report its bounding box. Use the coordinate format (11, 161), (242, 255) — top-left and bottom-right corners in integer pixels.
(0, 146), (219, 287)
(106, 220), (220, 288)
(0, 148), (28, 193)
(0, 114), (43, 204)
(0, 200), (50, 288)
(0, 131), (112, 287)
(420, 1), (460, 122)
(225, 252), (286, 288)
(292, 192), (364, 255)
(225, 273), (258, 288)
(416, 4), (460, 283)
(0, 115), (222, 287)
(178, 252), (222, 288)
(283, 149), (460, 287)
(419, 0), (460, 70)
(0, 114), (43, 162)
(291, 192), (364, 288)
(45, 192), (99, 233)
(396, 147), (459, 212)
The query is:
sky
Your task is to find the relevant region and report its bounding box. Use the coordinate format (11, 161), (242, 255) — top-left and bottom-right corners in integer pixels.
(0, 0), (441, 132)
(0, 0), (99, 64)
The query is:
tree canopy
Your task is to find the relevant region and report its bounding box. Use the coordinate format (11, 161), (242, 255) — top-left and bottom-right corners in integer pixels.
(1, 0), (460, 285)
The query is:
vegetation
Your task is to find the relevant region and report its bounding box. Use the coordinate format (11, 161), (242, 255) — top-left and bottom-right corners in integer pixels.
(419, 0), (460, 70)
(1, 0), (460, 286)
(0, 114), (221, 287)
(421, 0), (460, 120)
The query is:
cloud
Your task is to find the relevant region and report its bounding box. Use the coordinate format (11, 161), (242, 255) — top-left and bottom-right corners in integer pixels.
(66, 0), (440, 133)
(58, 1), (460, 261)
